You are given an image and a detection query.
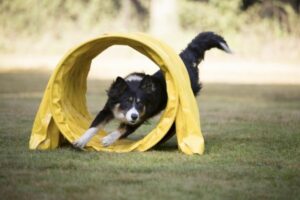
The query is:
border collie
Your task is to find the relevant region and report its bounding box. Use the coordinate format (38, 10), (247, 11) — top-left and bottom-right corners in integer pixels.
(73, 32), (231, 148)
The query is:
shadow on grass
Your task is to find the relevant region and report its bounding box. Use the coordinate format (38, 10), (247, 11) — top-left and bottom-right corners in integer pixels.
(153, 142), (178, 152)
(58, 135), (180, 153)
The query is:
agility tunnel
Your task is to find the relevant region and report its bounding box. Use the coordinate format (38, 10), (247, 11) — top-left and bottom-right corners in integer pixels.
(29, 33), (204, 155)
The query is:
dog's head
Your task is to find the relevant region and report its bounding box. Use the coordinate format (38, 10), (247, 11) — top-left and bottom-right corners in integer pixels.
(107, 75), (157, 125)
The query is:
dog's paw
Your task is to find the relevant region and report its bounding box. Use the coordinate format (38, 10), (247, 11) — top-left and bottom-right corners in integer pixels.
(73, 138), (88, 149)
(101, 134), (117, 147)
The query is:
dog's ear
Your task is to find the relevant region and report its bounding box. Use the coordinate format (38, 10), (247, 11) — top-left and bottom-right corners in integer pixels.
(139, 75), (156, 93)
(107, 77), (128, 98)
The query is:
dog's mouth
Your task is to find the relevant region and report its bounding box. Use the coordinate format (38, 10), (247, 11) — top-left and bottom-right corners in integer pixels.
(127, 119), (139, 125)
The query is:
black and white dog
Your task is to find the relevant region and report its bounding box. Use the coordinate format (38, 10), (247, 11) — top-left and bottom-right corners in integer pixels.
(73, 32), (231, 148)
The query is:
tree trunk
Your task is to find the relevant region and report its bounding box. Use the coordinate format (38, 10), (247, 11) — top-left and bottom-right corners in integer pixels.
(149, 0), (180, 37)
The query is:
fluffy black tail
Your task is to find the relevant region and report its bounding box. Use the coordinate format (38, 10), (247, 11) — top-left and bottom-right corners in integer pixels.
(180, 31), (231, 66)
(179, 32), (231, 95)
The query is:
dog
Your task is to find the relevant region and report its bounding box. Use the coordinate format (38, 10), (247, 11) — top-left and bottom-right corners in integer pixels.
(73, 32), (231, 148)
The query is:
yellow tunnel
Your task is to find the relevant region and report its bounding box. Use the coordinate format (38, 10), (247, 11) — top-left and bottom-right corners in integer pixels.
(29, 33), (205, 155)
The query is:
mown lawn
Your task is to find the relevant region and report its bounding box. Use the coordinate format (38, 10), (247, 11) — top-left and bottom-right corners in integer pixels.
(0, 71), (299, 200)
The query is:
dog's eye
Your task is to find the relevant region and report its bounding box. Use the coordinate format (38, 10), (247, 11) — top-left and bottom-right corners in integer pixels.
(123, 98), (133, 106)
(136, 102), (144, 110)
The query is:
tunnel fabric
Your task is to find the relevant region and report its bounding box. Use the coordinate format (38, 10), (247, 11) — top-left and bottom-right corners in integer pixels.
(29, 33), (204, 155)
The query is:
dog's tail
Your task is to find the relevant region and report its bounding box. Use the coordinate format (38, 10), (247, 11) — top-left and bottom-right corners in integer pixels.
(180, 31), (232, 67)
(179, 32), (231, 95)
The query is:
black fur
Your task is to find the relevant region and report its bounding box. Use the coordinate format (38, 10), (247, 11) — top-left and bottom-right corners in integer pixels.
(90, 32), (231, 145)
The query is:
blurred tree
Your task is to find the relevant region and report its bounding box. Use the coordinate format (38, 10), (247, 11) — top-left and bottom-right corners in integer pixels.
(131, 0), (150, 29)
(131, 0), (149, 17)
(241, 0), (300, 13)
(240, 0), (299, 33)
(240, 0), (260, 10)
(118, 0), (149, 30)
(189, 0), (300, 13)
(150, 0), (179, 36)
(180, 0), (299, 35)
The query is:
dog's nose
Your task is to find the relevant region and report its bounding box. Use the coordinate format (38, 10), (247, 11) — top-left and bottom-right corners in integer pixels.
(131, 113), (138, 121)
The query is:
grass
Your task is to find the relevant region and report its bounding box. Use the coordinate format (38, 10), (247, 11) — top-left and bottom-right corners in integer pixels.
(0, 71), (299, 200)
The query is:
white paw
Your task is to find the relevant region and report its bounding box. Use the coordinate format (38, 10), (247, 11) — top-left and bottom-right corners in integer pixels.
(73, 127), (99, 149)
(73, 137), (89, 149)
(101, 134), (118, 147)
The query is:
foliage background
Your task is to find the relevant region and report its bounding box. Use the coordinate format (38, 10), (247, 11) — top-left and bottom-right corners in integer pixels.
(0, 0), (299, 63)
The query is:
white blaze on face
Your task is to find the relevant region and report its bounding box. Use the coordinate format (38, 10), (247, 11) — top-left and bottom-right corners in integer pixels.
(125, 74), (143, 82)
(126, 106), (139, 123)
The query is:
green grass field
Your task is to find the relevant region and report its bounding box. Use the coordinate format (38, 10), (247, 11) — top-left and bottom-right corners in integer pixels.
(0, 71), (299, 200)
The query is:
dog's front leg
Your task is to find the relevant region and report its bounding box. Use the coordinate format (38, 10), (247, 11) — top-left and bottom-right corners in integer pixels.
(73, 104), (113, 149)
(101, 123), (141, 146)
